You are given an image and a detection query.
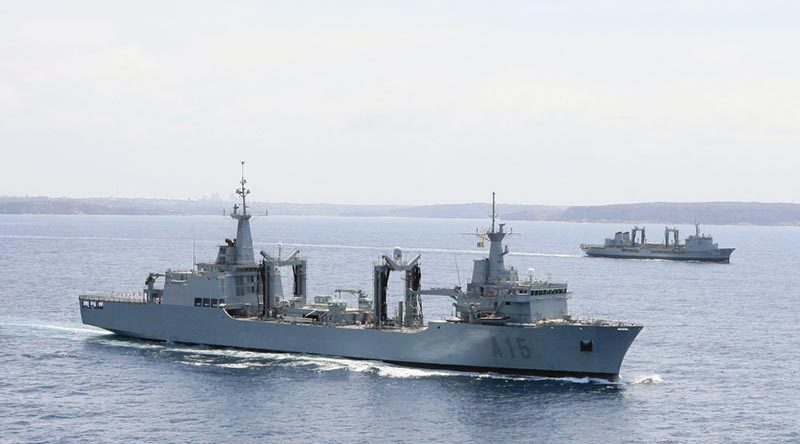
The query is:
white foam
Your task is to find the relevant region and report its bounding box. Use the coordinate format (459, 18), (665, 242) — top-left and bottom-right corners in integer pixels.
(95, 339), (166, 351)
(216, 362), (267, 369)
(552, 376), (591, 384)
(629, 374), (664, 385)
(178, 360), (211, 367)
(2, 322), (106, 338)
(476, 373), (607, 384)
(174, 347), (268, 360)
(374, 365), (462, 379)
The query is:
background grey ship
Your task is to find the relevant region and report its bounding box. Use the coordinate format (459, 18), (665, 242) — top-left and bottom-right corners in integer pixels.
(80, 166), (641, 380)
(581, 224), (734, 262)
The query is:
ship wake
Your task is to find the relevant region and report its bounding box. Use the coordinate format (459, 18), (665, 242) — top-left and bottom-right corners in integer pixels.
(91, 336), (653, 385)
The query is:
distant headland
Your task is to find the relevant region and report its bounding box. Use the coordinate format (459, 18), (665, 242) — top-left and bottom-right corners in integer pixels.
(1, 196), (798, 226)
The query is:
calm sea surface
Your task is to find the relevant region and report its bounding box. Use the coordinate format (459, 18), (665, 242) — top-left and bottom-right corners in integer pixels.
(1, 215), (799, 443)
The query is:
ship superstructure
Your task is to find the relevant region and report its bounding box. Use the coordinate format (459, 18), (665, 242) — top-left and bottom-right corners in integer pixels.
(580, 224), (734, 262)
(80, 166), (641, 380)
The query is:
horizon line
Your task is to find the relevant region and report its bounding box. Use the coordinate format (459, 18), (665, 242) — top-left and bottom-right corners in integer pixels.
(0, 195), (798, 208)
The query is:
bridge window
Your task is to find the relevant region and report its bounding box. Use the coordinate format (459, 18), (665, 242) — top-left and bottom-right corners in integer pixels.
(247, 276), (256, 293)
(194, 298), (224, 308)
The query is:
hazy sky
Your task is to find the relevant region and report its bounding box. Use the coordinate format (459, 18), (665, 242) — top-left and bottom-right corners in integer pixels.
(1, 1), (798, 205)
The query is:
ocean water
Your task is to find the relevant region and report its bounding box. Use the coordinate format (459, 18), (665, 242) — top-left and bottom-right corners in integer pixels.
(1, 214), (799, 443)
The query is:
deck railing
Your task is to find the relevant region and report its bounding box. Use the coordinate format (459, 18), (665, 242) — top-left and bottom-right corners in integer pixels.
(79, 293), (148, 304)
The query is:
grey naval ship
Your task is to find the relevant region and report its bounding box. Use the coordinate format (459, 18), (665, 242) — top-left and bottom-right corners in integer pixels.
(581, 224), (734, 263)
(80, 166), (642, 380)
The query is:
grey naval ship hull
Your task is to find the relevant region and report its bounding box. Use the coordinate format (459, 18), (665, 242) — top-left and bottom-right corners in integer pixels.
(582, 246), (734, 263)
(81, 302), (641, 380)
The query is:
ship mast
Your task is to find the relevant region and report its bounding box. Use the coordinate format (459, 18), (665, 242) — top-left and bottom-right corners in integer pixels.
(230, 161), (255, 264)
(236, 161), (250, 216)
(460, 192), (511, 283)
(491, 191), (496, 234)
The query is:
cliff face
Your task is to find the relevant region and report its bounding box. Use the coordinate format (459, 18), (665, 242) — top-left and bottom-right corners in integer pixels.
(2, 196), (799, 226)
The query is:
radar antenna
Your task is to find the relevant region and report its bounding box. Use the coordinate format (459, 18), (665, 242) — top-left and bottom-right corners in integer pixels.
(462, 192), (516, 247)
